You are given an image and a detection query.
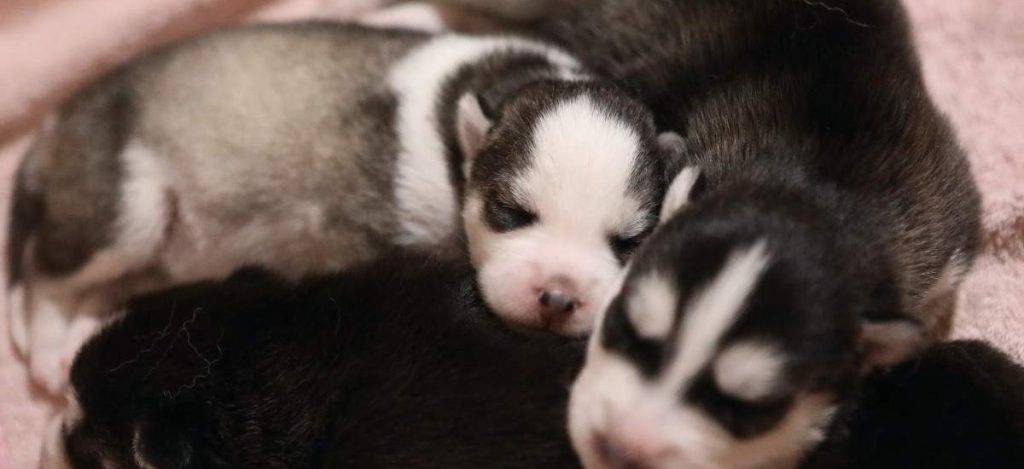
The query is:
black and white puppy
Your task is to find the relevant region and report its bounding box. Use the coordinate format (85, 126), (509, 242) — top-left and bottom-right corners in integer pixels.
(43, 253), (586, 468)
(521, 0), (984, 467)
(9, 22), (681, 393)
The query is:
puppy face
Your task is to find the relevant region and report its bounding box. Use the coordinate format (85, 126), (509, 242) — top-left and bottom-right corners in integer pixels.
(459, 82), (680, 335)
(568, 188), (925, 468)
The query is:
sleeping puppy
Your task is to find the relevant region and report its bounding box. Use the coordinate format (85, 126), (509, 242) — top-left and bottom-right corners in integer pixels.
(435, 0), (981, 335)
(517, 0), (984, 467)
(43, 264), (1024, 469)
(8, 22), (682, 393)
(43, 253), (587, 468)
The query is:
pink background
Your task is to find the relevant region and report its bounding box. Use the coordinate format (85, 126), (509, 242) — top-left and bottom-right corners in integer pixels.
(1, 1), (1022, 466)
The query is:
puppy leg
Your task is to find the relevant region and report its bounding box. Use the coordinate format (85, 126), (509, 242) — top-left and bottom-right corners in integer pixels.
(355, 2), (450, 32)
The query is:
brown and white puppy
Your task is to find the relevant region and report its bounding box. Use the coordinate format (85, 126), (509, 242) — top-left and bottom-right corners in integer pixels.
(8, 22), (681, 394)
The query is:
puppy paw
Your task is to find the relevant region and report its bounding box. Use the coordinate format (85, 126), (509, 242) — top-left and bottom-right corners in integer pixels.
(30, 348), (71, 395)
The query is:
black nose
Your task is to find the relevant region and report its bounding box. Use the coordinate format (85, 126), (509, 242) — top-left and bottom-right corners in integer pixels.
(538, 289), (577, 317)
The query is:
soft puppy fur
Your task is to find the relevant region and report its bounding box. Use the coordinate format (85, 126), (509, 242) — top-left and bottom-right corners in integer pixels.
(452, 0), (988, 467)
(9, 21), (682, 393)
(45, 253), (586, 468)
(803, 340), (1024, 469)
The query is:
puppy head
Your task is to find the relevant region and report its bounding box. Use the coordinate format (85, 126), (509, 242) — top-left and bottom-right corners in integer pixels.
(457, 81), (683, 335)
(568, 186), (926, 468)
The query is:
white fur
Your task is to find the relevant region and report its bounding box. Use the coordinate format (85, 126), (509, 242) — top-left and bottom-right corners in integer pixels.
(464, 94), (648, 334)
(116, 142), (171, 265)
(8, 284), (29, 356)
(18, 142), (170, 395)
(41, 413), (72, 469)
(389, 34), (582, 246)
(356, 2), (449, 33)
(659, 166), (701, 223)
(665, 241), (770, 387)
(28, 289), (74, 395)
(627, 272), (678, 340)
(714, 341), (784, 402)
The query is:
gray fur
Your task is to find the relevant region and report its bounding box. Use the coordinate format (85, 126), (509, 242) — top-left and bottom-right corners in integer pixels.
(9, 21), (674, 392)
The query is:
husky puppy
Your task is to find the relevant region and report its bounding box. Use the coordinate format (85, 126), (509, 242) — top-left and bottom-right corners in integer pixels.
(485, 0), (987, 467)
(42, 254), (586, 468)
(8, 22), (682, 393)
(44, 265), (1024, 468)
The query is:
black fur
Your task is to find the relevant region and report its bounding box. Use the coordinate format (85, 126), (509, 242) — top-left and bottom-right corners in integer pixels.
(517, 0), (981, 336)
(803, 340), (1024, 468)
(63, 253), (585, 468)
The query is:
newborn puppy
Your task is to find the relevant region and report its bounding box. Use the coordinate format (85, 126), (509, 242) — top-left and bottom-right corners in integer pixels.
(44, 253), (586, 468)
(541, 0), (982, 467)
(9, 22), (681, 393)
(803, 340), (1024, 469)
(45, 269), (1024, 469)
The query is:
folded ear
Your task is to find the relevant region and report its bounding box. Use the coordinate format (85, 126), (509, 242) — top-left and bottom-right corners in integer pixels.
(659, 166), (703, 224)
(657, 131), (687, 173)
(859, 318), (926, 373)
(456, 93), (494, 177)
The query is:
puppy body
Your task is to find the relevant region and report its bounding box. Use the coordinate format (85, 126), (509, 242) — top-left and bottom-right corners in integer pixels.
(10, 22), (679, 392)
(473, 1), (985, 467)
(48, 254), (585, 468)
(803, 340), (1024, 469)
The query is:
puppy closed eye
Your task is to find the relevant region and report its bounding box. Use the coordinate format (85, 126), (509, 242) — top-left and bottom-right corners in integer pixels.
(608, 226), (653, 263)
(687, 373), (793, 439)
(485, 197), (537, 232)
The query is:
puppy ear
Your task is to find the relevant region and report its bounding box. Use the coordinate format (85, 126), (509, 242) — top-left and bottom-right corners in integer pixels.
(456, 93), (494, 176)
(657, 131), (688, 180)
(133, 408), (194, 469)
(859, 318), (926, 373)
(659, 166), (703, 224)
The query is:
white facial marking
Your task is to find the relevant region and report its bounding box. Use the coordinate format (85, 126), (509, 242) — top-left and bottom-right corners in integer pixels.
(389, 34), (582, 246)
(659, 166), (701, 223)
(627, 272), (678, 340)
(665, 240), (771, 388)
(714, 341), (785, 402)
(465, 94), (648, 334)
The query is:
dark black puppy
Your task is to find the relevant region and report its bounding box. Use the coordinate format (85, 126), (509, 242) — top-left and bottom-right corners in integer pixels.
(804, 340), (1024, 469)
(45, 253), (585, 468)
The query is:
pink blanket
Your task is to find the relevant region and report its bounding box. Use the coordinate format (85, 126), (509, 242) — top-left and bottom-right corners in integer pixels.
(0, 1), (1021, 466)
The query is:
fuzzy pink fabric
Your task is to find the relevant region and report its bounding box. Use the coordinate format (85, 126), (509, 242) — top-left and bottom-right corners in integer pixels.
(0, 1), (1021, 467)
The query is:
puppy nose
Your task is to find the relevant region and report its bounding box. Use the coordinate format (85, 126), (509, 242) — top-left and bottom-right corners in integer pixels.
(537, 277), (580, 321)
(539, 289), (576, 314)
(595, 432), (653, 469)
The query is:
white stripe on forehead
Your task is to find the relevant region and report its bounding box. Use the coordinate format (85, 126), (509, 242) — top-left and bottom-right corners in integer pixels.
(663, 241), (771, 389)
(520, 94), (645, 233)
(627, 271), (678, 340)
